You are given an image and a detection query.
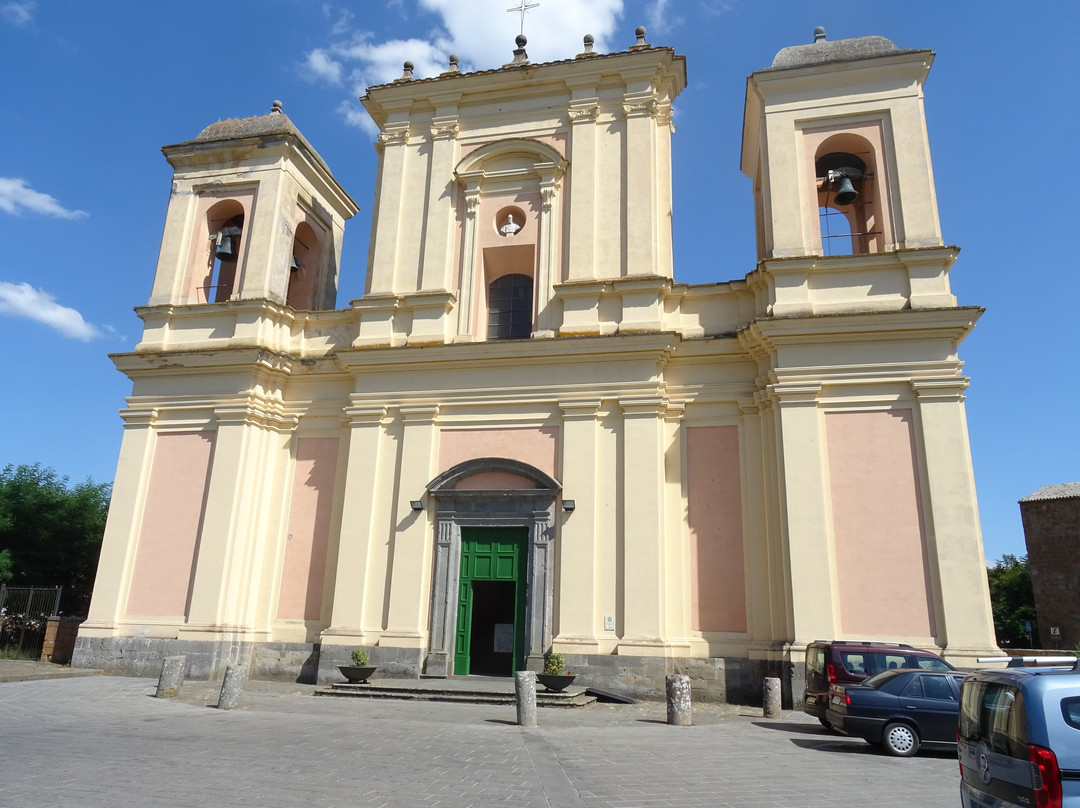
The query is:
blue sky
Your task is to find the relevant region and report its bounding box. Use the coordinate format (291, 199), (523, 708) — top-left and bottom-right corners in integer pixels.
(1, 0), (1076, 565)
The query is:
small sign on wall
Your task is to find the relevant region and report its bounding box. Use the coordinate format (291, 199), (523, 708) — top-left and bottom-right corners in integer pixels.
(493, 623), (513, 653)
(1050, 626), (1062, 637)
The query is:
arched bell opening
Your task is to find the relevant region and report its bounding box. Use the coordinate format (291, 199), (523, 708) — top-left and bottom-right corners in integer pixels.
(422, 457), (562, 678)
(286, 221), (321, 310)
(200, 200), (245, 302)
(814, 134), (883, 256)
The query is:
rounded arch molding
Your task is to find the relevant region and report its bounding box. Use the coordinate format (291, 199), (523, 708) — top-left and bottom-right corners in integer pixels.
(423, 457), (562, 678)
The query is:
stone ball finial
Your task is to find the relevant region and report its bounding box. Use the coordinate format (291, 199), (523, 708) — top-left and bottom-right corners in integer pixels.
(449, 53), (459, 70)
(584, 34), (594, 47)
(635, 25), (647, 45)
(814, 26), (826, 42)
(271, 100), (283, 114)
(516, 34), (527, 48)
(402, 61), (414, 80)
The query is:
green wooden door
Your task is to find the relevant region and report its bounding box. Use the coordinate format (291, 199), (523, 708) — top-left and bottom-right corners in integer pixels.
(454, 527), (527, 676)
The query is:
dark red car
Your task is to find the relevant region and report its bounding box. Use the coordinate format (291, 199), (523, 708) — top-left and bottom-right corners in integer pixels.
(803, 640), (956, 728)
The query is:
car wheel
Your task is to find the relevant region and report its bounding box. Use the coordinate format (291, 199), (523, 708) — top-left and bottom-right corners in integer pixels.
(881, 722), (919, 757)
(818, 717), (833, 731)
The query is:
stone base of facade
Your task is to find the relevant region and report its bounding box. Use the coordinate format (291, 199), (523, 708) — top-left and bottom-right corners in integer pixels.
(73, 636), (800, 706)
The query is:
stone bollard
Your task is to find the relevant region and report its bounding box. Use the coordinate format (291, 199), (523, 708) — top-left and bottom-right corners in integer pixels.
(763, 676), (782, 718)
(666, 674), (692, 726)
(156, 655), (186, 699)
(515, 670), (537, 727)
(216, 665), (247, 710)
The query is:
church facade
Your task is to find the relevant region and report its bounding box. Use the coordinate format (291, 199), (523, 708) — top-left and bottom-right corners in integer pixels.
(74, 28), (999, 703)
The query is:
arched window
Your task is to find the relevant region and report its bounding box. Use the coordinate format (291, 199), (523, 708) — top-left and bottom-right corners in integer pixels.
(487, 274), (533, 340)
(818, 205), (854, 256)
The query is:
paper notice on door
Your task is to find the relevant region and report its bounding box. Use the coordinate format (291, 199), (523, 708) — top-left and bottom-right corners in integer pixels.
(493, 623), (513, 653)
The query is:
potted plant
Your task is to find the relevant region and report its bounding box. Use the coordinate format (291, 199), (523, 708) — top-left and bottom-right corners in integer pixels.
(337, 648), (377, 683)
(536, 652), (576, 692)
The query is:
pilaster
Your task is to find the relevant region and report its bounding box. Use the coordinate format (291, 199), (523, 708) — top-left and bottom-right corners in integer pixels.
(912, 380), (998, 656)
(771, 383), (838, 644)
(81, 408), (159, 630)
(456, 183), (482, 338)
(383, 405), (440, 645)
(368, 124), (411, 294)
(617, 396), (668, 653)
(419, 116), (460, 291)
(554, 400), (602, 652)
(322, 405), (390, 644)
(623, 92), (658, 276)
(567, 98), (600, 281)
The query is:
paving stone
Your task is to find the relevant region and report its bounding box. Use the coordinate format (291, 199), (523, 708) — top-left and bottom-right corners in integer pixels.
(0, 676), (960, 807)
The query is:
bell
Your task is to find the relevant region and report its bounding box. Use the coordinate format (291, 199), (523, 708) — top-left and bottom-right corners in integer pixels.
(290, 256), (301, 272)
(215, 225), (242, 261)
(833, 176), (859, 206)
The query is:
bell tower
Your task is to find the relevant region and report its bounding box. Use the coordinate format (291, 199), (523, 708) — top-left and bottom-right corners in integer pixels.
(148, 101), (357, 311)
(740, 29), (958, 316)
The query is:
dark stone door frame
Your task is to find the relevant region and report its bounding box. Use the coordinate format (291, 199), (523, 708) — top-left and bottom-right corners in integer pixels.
(423, 458), (560, 677)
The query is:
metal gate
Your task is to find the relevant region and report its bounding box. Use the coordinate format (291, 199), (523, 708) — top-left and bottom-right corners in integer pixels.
(0, 585), (62, 658)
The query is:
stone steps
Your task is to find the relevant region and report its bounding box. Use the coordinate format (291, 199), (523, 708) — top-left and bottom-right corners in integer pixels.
(314, 680), (597, 708)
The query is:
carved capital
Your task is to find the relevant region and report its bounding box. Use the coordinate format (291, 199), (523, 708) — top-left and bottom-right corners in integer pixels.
(622, 98), (657, 119)
(568, 104), (600, 123)
(377, 127), (410, 147)
(429, 121), (460, 140)
(464, 190), (481, 216)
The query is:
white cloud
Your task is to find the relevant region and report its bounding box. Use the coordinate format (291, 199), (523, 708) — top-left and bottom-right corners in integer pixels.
(0, 177), (88, 219)
(0, 282), (102, 341)
(305, 48), (343, 84)
(1, 1), (35, 27)
(645, 0), (684, 35)
(303, 0), (631, 131)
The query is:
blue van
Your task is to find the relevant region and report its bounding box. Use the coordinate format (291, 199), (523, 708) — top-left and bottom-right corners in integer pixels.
(958, 657), (1080, 808)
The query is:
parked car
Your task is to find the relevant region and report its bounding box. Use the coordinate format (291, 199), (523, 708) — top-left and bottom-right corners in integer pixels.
(825, 668), (966, 756)
(804, 640), (956, 728)
(958, 657), (1080, 808)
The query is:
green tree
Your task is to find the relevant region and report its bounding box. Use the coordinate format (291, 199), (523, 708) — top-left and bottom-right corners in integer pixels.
(986, 554), (1038, 648)
(0, 464), (110, 615)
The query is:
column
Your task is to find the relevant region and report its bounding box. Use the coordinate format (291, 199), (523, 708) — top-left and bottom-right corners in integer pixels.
(555, 401), (601, 651)
(912, 380), (998, 655)
(623, 92), (657, 276)
(424, 517), (460, 676)
(383, 405), (440, 645)
(618, 397), (667, 653)
(322, 405), (389, 642)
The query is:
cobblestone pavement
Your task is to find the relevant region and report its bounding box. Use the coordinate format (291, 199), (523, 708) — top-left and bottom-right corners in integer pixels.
(0, 675), (961, 807)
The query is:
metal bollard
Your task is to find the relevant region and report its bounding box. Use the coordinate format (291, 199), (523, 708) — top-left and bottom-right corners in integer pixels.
(763, 676), (782, 718)
(666, 674), (692, 726)
(216, 665), (247, 710)
(156, 655), (186, 699)
(515, 670), (537, 727)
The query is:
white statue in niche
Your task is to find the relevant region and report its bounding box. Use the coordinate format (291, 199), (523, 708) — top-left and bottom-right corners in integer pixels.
(500, 213), (522, 235)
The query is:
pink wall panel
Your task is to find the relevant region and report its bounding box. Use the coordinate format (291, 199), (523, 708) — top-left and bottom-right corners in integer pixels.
(826, 410), (935, 637)
(126, 431), (215, 617)
(438, 427), (558, 478)
(277, 437), (340, 621)
(686, 426), (746, 633)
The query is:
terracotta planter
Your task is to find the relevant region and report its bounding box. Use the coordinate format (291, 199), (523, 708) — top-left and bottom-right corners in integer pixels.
(536, 674), (576, 692)
(338, 665), (377, 683)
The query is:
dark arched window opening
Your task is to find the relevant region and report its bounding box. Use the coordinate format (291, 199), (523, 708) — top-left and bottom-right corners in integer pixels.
(487, 274), (533, 340)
